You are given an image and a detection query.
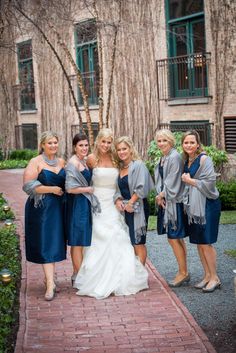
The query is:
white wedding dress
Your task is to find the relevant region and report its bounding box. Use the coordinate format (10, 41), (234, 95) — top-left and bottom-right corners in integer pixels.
(74, 167), (149, 299)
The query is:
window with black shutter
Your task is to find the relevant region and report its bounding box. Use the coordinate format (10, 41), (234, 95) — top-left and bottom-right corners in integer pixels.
(224, 117), (236, 153)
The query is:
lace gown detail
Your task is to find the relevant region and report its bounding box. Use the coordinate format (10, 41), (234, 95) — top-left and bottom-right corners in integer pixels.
(74, 168), (149, 299)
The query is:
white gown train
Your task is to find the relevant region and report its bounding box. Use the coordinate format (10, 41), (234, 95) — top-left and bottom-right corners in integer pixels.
(74, 168), (149, 299)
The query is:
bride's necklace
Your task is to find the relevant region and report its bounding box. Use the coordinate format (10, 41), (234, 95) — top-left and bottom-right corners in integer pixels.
(42, 152), (58, 167)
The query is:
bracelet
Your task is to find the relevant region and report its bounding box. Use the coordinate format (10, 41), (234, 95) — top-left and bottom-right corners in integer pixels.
(128, 200), (134, 206)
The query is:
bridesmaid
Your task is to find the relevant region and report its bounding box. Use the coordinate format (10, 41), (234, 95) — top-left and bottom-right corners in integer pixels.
(23, 131), (66, 301)
(154, 129), (189, 287)
(115, 136), (154, 265)
(181, 130), (221, 292)
(65, 132), (99, 286)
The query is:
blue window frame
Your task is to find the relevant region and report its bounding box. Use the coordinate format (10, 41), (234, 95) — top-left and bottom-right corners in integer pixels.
(17, 40), (36, 110)
(75, 20), (99, 105)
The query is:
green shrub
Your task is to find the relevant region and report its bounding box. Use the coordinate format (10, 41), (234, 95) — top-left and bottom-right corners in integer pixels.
(147, 190), (157, 216)
(203, 145), (228, 174)
(9, 149), (37, 160)
(216, 180), (236, 210)
(0, 160), (29, 170)
(0, 195), (21, 353)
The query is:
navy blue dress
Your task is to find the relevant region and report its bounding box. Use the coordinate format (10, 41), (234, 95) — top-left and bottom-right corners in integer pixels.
(25, 169), (67, 264)
(66, 168), (92, 246)
(118, 175), (149, 245)
(183, 154), (221, 244)
(157, 163), (185, 239)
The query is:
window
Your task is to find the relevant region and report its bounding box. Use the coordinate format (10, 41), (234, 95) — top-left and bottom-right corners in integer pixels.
(170, 120), (212, 145)
(168, 0), (204, 19)
(165, 0), (208, 99)
(224, 117), (236, 153)
(71, 123), (99, 143)
(158, 120), (212, 145)
(17, 40), (36, 110)
(15, 124), (38, 149)
(75, 20), (99, 105)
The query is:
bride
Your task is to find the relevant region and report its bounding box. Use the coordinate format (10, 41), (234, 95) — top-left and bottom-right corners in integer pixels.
(74, 128), (149, 299)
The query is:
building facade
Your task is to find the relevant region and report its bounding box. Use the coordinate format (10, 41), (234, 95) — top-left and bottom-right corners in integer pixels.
(0, 0), (236, 158)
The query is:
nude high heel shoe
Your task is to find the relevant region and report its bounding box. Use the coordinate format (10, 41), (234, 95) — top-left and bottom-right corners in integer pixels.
(168, 274), (190, 287)
(202, 280), (221, 293)
(44, 281), (56, 301)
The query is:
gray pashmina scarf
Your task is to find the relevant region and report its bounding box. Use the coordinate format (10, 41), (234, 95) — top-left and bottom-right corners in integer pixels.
(65, 162), (101, 214)
(183, 156), (219, 225)
(154, 148), (184, 229)
(22, 180), (44, 207)
(129, 160), (155, 242)
(114, 160), (155, 243)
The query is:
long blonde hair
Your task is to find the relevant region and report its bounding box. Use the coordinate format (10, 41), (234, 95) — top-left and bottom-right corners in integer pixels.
(93, 128), (117, 166)
(39, 131), (59, 154)
(114, 136), (140, 168)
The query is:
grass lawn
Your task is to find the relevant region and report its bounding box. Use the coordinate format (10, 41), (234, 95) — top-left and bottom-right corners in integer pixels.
(224, 249), (236, 258)
(148, 210), (236, 231)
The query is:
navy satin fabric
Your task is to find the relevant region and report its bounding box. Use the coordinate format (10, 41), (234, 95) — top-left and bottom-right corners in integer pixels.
(184, 154), (221, 244)
(118, 174), (149, 245)
(25, 169), (67, 263)
(66, 168), (92, 246)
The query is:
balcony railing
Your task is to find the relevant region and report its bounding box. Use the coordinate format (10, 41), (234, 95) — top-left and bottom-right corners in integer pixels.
(156, 52), (211, 101)
(20, 82), (36, 110)
(157, 121), (213, 146)
(78, 71), (98, 106)
(13, 83), (36, 111)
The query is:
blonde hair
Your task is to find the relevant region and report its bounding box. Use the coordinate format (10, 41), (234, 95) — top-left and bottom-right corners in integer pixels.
(155, 129), (175, 147)
(114, 136), (140, 168)
(93, 128), (116, 166)
(39, 131), (59, 154)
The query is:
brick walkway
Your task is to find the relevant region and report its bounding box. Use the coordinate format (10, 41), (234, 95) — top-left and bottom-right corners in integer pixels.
(0, 169), (216, 353)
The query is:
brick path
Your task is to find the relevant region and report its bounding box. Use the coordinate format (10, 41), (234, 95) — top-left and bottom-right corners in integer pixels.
(0, 169), (216, 353)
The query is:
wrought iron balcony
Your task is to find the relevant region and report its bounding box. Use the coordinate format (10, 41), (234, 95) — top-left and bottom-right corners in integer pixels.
(156, 52), (211, 101)
(157, 121), (213, 146)
(13, 82), (36, 111)
(78, 71), (99, 105)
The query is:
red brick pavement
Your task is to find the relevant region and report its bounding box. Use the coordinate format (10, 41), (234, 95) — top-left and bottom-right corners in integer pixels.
(0, 169), (216, 353)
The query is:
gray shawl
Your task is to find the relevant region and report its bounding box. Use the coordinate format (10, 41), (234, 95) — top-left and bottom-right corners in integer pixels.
(115, 160), (155, 243)
(183, 156), (219, 225)
(154, 148), (184, 229)
(65, 162), (101, 214)
(22, 179), (44, 207)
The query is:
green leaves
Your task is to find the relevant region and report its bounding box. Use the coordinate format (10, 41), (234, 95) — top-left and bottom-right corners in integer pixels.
(0, 160), (29, 170)
(0, 195), (21, 353)
(203, 145), (228, 168)
(9, 149), (37, 160)
(0, 148), (37, 169)
(216, 180), (236, 210)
